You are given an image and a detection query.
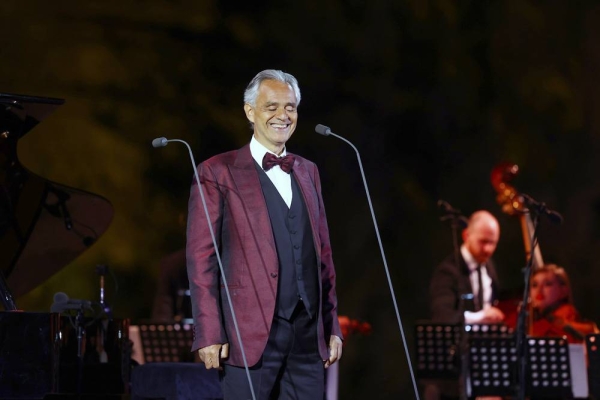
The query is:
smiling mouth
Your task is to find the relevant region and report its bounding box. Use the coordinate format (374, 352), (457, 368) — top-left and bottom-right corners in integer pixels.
(269, 124), (292, 133)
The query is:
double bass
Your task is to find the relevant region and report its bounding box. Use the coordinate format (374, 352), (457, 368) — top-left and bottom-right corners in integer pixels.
(491, 163), (597, 343)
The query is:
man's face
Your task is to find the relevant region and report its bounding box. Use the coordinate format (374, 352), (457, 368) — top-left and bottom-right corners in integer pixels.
(531, 272), (568, 310)
(463, 220), (499, 264)
(244, 79), (298, 154)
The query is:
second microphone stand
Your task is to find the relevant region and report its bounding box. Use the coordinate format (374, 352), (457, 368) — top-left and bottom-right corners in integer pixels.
(439, 210), (465, 285)
(515, 210), (542, 400)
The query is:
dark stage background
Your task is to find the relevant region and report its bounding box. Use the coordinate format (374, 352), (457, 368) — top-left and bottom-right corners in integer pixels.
(3, 1), (600, 398)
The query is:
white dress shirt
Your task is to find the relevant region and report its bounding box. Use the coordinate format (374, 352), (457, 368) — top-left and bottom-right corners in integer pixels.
(250, 136), (293, 208)
(461, 245), (493, 324)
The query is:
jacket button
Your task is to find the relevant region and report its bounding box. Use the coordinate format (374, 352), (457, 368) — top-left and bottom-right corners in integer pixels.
(271, 272), (278, 278)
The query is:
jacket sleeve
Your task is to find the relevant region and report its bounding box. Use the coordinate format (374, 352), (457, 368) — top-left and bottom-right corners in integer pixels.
(430, 260), (464, 324)
(186, 162), (228, 352)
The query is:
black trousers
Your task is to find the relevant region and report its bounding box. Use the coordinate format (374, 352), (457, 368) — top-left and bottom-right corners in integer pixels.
(221, 305), (324, 400)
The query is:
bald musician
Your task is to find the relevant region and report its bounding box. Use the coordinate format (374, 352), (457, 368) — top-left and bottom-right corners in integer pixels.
(425, 211), (505, 400)
(430, 210), (505, 325)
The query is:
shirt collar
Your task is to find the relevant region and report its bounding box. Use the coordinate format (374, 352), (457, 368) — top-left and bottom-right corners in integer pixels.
(461, 244), (480, 272)
(250, 135), (287, 168)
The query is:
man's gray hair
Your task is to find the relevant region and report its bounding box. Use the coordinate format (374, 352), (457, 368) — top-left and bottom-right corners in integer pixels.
(243, 69), (301, 107)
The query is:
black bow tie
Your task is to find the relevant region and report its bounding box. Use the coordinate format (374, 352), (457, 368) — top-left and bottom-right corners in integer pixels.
(262, 153), (295, 173)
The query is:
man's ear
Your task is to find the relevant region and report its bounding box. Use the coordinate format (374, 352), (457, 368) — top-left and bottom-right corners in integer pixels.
(244, 103), (254, 123)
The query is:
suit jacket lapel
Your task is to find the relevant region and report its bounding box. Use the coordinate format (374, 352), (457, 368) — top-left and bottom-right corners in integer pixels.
(229, 145), (277, 255)
(486, 260), (499, 301)
(459, 254), (474, 293)
(291, 156), (321, 260)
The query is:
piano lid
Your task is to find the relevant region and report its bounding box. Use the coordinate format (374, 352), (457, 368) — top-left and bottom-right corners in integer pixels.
(0, 93), (114, 307)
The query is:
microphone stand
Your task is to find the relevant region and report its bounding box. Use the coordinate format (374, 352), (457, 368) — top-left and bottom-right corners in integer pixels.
(95, 264), (111, 365)
(96, 264), (112, 318)
(152, 137), (257, 400)
(75, 303), (86, 397)
(0, 270), (18, 310)
(316, 125), (421, 400)
(438, 205), (465, 284)
(515, 210), (541, 400)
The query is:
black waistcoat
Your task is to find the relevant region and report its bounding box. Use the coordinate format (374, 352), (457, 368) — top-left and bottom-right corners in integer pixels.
(255, 164), (319, 320)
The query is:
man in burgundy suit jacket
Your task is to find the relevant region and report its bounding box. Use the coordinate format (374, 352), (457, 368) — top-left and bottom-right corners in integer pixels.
(186, 69), (343, 399)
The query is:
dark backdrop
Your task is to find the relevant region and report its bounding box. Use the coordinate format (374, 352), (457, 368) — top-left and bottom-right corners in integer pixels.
(3, 1), (600, 398)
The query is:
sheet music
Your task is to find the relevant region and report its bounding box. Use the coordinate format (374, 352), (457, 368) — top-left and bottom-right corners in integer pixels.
(569, 343), (589, 399)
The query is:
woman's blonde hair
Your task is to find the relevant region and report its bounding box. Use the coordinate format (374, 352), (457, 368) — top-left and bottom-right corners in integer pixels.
(531, 264), (573, 304)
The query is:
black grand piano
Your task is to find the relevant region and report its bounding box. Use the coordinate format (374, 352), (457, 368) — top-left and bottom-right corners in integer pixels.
(0, 93), (126, 399)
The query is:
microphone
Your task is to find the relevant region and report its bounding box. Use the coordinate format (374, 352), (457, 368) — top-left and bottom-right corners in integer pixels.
(50, 291), (92, 313)
(83, 236), (95, 247)
(438, 199), (462, 215)
(152, 136), (257, 400)
(521, 193), (563, 224)
(152, 137), (168, 148)
(46, 186), (73, 230)
(61, 203), (73, 231)
(53, 291), (68, 303)
(315, 124), (421, 400)
(438, 199), (468, 228)
(315, 124), (332, 136)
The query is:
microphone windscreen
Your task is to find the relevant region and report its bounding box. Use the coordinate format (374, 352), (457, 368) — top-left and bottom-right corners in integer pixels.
(437, 199), (451, 211)
(548, 210), (564, 225)
(53, 292), (69, 303)
(152, 137), (168, 148)
(315, 124), (331, 136)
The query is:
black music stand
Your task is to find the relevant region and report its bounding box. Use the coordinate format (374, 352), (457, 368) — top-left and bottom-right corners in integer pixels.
(586, 334), (600, 399)
(136, 322), (195, 363)
(526, 337), (572, 399)
(466, 335), (572, 399)
(415, 322), (462, 380)
(464, 324), (515, 398)
(465, 334), (516, 397)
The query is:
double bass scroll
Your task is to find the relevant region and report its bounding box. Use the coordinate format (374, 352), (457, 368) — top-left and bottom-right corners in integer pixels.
(490, 162), (544, 270)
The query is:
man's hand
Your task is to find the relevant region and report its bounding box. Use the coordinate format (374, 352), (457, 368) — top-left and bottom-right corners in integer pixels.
(198, 343), (229, 369)
(324, 335), (343, 369)
(465, 306), (505, 324)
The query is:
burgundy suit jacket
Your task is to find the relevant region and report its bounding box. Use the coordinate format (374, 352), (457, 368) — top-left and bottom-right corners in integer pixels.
(186, 143), (342, 367)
